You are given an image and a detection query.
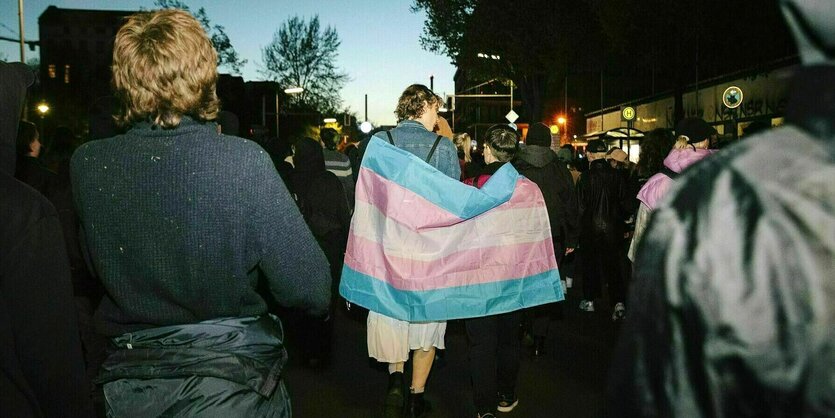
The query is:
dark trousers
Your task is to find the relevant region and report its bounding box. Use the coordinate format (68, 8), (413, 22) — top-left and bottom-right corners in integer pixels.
(465, 310), (522, 413)
(581, 234), (626, 306)
(531, 239), (564, 338)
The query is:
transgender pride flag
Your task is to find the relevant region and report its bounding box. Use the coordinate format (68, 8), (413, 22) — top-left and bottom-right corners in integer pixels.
(339, 137), (564, 322)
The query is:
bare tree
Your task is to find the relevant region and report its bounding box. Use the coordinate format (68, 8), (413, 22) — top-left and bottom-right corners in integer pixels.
(260, 15), (348, 114)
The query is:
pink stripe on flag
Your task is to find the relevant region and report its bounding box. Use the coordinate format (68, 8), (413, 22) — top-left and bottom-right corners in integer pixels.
(355, 168), (461, 229)
(344, 233), (557, 291)
(355, 168), (546, 229)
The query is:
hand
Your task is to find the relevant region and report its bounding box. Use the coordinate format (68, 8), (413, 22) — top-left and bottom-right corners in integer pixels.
(564, 247), (575, 255)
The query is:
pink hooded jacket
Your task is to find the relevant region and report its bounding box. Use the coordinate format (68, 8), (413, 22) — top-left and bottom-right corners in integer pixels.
(636, 148), (714, 210)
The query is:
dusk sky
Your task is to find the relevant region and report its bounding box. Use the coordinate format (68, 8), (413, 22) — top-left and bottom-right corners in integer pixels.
(0, 0), (457, 126)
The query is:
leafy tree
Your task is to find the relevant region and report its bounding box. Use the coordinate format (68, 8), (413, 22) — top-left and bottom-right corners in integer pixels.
(413, 0), (601, 122)
(26, 57), (39, 73)
(154, 0), (246, 74)
(260, 15), (348, 115)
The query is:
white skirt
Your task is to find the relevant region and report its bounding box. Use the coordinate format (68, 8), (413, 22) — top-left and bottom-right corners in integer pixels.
(366, 311), (446, 363)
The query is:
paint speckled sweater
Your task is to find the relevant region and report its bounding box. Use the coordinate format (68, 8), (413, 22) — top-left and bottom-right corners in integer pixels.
(71, 118), (331, 336)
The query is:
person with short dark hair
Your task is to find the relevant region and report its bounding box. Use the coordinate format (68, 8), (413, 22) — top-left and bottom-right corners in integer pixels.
(14, 120), (56, 197)
(511, 122), (578, 355)
(216, 110), (240, 136)
(576, 139), (630, 320)
(71, 10), (330, 416)
(320, 127), (355, 210)
(463, 126), (523, 418)
(291, 136), (351, 368)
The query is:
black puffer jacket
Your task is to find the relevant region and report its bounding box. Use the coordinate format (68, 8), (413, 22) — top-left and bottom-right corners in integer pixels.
(512, 145), (578, 247)
(97, 316), (289, 417)
(576, 159), (629, 242)
(608, 66), (835, 417)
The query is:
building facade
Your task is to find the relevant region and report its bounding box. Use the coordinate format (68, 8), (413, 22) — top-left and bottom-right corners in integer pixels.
(38, 6), (137, 133)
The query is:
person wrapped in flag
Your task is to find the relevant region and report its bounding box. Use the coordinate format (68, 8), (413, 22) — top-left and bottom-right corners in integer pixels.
(341, 85), (564, 418)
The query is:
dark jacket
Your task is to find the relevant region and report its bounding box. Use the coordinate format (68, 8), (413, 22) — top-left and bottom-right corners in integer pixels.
(512, 145), (579, 247)
(463, 161), (505, 188)
(97, 316), (289, 417)
(0, 176), (93, 418)
(14, 156), (56, 197)
(292, 138), (351, 240)
(71, 118), (332, 337)
(609, 66), (835, 417)
(0, 62), (92, 418)
(576, 159), (628, 243)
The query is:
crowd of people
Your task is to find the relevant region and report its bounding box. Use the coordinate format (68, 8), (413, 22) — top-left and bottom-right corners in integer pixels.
(1, 0), (833, 417)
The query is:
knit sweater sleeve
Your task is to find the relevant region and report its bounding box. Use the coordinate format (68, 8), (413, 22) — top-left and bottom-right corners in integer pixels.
(249, 148), (331, 317)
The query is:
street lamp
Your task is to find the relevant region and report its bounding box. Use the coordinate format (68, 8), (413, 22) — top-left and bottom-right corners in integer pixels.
(557, 116), (566, 125)
(36, 102), (49, 136)
(275, 87), (304, 140)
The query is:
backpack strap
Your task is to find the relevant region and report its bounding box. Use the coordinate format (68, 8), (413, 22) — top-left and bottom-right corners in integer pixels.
(425, 135), (443, 163)
(659, 165), (679, 180)
(385, 130), (395, 145)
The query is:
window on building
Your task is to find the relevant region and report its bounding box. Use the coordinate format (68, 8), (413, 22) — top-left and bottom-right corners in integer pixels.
(48, 64), (56, 79)
(64, 64), (70, 84)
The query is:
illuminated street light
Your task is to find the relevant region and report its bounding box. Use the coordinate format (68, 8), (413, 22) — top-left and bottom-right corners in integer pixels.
(37, 103), (50, 115)
(284, 86), (304, 94)
(323, 118), (337, 123)
(549, 125), (559, 135)
(476, 53), (501, 60)
(557, 116), (566, 125)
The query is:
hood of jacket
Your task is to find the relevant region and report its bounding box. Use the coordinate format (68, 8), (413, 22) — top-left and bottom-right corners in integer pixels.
(515, 145), (556, 168)
(292, 137), (328, 195)
(0, 62), (35, 175)
(663, 148), (714, 173)
(637, 148), (715, 210)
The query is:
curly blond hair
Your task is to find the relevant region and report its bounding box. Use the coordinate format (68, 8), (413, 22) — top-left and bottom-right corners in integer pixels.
(112, 9), (220, 128)
(395, 84), (442, 122)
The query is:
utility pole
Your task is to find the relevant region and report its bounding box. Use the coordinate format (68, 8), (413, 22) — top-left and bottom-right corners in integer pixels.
(364, 94), (368, 121)
(18, 0), (25, 62)
(430, 75), (434, 92)
(564, 76), (568, 118)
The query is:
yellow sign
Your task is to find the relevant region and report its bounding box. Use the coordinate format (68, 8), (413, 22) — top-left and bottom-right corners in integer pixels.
(621, 106), (636, 121)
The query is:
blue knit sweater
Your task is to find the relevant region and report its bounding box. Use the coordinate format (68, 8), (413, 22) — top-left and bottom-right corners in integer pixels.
(71, 118), (331, 336)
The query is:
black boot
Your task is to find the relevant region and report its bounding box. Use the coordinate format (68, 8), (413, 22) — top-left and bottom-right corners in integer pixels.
(384, 372), (405, 418)
(406, 392), (431, 418)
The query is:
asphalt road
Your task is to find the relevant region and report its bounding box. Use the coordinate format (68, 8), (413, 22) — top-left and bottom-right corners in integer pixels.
(279, 279), (623, 418)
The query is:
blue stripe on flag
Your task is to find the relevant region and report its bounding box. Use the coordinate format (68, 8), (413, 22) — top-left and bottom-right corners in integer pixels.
(362, 137), (521, 220)
(339, 264), (564, 322)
